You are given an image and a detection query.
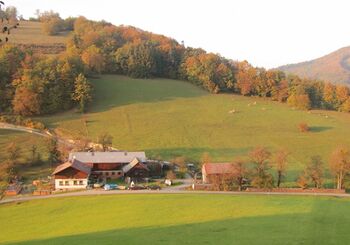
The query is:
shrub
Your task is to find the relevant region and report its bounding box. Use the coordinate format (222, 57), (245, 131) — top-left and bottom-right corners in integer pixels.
(298, 122), (309, 133)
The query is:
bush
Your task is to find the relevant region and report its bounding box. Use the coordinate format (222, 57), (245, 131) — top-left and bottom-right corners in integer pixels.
(298, 122), (310, 133)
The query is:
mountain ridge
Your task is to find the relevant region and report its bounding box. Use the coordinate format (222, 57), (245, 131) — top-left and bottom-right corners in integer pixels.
(278, 46), (350, 85)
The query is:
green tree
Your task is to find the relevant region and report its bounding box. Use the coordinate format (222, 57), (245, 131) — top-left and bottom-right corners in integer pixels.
(73, 73), (93, 112)
(47, 139), (60, 166)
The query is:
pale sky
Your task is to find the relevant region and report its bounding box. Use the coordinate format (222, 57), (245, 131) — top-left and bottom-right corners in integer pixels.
(8, 0), (350, 68)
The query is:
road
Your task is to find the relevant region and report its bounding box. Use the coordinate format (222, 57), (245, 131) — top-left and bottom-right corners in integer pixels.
(1, 185), (350, 204)
(0, 122), (75, 147)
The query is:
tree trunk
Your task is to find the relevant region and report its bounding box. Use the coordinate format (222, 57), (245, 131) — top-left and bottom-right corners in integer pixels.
(277, 171), (282, 187)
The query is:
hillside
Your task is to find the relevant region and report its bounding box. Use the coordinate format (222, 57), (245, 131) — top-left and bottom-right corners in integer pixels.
(1, 194), (350, 244)
(40, 75), (350, 185)
(9, 21), (68, 54)
(0, 129), (50, 182)
(279, 46), (350, 85)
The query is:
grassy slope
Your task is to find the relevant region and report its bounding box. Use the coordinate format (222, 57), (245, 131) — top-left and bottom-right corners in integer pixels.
(279, 46), (350, 85)
(41, 75), (350, 184)
(0, 129), (50, 182)
(9, 21), (67, 45)
(1, 194), (350, 244)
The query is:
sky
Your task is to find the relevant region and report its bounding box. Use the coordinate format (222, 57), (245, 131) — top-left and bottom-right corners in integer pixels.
(8, 0), (350, 68)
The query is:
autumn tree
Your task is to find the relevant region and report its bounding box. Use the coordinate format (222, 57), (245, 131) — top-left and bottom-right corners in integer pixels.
(38, 10), (64, 35)
(97, 132), (113, 151)
(249, 146), (273, 188)
(231, 159), (249, 191)
(323, 83), (336, 109)
(305, 155), (324, 188)
(6, 142), (20, 163)
(172, 156), (187, 174)
(12, 87), (40, 116)
(297, 174), (308, 189)
(298, 122), (310, 133)
(72, 73), (93, 112)
(166, 170), (176, 180)
(287, 93), (311, 110)
(329, 147), (350, 190)
(335, 85), (350, 109)
(273, 149), (289, 187)
(235, 61), (256, 96)
(82, 45), (105, 74)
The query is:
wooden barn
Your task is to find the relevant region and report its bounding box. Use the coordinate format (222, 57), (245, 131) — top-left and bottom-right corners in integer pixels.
(201, 163), (235, 184)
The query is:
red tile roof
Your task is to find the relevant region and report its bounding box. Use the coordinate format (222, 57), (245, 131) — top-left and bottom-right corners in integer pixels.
(52, 160), (91, 175)
(203, 163), (235, 175)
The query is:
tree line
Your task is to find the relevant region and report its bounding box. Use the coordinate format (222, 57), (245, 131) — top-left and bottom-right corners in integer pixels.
(1, 12), (350, 117)
(55, 15), (350, 113)
(201, 146), (350, 191)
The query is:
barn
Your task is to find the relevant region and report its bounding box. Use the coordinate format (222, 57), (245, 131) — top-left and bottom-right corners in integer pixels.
(201, 163), (236, 184)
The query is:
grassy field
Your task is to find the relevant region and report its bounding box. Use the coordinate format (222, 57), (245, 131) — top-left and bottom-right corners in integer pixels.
(9, 21), (68, 45)
(0, 194), (350, 244)
(40, 75), (350, 184)
(0, 129), (50, 182)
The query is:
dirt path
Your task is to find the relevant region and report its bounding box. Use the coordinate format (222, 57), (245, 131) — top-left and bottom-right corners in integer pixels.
(0, 122), (75, 147)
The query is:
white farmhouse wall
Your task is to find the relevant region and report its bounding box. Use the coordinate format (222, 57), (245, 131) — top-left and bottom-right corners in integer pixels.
(54, 179), (88, 190)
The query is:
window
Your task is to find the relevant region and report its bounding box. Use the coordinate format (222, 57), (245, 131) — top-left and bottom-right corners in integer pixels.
(65, 181), (69, 186)
(79, 180), (83, 185)
(73, 180), (78, 185)
(112, 172), (115, 176)
(59, 181), (63, 186)
(106, 172), (109, 176)
(118, 172), (121, 175)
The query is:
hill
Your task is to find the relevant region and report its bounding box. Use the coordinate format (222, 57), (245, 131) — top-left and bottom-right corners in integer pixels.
(40, 75), (350, 185)
(9, 21), (68, 54)
(279, 46), (350, 85)
(1, 194), (350, 244)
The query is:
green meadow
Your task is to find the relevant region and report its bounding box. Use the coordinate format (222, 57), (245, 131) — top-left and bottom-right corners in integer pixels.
(0, 129), (50, 182)
(40, 75), (350, 183)
(1, 194), (350, 244)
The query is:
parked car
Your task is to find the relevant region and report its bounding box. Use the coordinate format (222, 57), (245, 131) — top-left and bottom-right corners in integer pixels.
(147, 185), (161, 190)
(104, 184), (118, 191)
(93, 183), (104, 188)
(128, 185), (146, 190)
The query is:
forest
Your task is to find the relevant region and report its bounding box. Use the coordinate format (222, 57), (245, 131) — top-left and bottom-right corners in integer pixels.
(1, 10), (350, 117)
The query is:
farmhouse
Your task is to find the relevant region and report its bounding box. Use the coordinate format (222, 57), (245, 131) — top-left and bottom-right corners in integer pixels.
(52, 151), (149, 190)
(202, 163), (235, 183)
(52, 160), (91, 190)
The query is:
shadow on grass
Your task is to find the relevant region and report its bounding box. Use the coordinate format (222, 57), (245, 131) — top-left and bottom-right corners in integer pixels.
(36, 75), (208, 126)
(89, 75), (208, 113)
(5, 211), (350, 245)
(309, 126), (333, 133)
